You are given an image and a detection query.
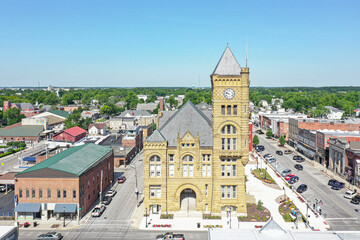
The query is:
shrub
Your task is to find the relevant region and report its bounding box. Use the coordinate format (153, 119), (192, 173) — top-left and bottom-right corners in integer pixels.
(257, 200), (263, 211)
(7, 148), (15, 153)
(19, 143), (26, 148)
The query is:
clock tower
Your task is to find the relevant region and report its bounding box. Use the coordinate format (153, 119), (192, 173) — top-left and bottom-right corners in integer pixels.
(211, 46), (250, 214)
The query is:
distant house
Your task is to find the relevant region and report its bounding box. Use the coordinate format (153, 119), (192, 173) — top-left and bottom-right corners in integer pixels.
(81, 109), (100, 120)
(325, 106), (344, 120)
(88, 123), (107, 136)
(53, 126), (87, 143)
(136, 103), (158, 112)
(115, 101), (126, 108)
(109, 110), (156, 130)
(196, 102), (211, 111)
(3, 101), (40, 117)
(259, 100), (269, 108)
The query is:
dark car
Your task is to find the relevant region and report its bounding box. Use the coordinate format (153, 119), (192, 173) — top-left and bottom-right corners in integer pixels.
(297, 184), (307, 193)
(293, 155), (302, 160)
(332, 182), (345, 190)
(294, 164), (303, 170)
(328, 179), (338, 186)
(256, 145), (265, 152)
(276, 150), (283, 155)
(102, 196), (112, 205)
(296, 157), (305, 163)
(263, 153), (272, 158)
(37, 232), (63, 240)
(350, 195), (360, 204)
(288, 176), (299, 184)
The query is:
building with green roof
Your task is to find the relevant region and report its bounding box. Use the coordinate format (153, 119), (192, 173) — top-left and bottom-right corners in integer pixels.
(14, 143), (114, 221)
(0, 125), (44, 142)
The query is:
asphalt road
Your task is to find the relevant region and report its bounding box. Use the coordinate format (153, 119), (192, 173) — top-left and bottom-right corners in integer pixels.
(256, 132), (360, 231)
(0, 143), (46, 173)
(19, 151), (208, 240)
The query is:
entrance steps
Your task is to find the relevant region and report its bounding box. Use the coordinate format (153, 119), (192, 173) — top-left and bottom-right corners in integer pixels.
(174, 211), (203, 218)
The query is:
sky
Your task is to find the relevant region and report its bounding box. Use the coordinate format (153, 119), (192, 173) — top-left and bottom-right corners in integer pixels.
(0, 0), (359, 88)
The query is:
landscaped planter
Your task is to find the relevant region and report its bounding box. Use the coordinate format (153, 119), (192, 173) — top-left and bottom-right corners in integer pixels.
(203, 214), (221, 220)
(203, 225), (222, 228)
(152, 224), (172, 228)
(160, 214), (174, 219)
(238, 203), (271, 222)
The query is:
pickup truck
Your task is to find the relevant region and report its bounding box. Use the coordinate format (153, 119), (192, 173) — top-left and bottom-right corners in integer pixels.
(156, 232), (185, 240)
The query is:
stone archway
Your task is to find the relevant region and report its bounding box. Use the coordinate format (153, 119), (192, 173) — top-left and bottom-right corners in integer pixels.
(180, 188), (196, 212)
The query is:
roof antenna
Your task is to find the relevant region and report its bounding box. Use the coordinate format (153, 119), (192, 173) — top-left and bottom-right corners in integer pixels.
(246, 33), (248, 68)
(227, 42), (229, 47)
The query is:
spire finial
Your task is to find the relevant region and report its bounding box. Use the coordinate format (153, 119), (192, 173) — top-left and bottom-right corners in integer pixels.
(227, 42), (229, 47)
(246, 34), (248, 68)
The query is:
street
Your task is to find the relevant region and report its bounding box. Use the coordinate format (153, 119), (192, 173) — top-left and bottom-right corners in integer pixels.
(0, 143), (46, 173)
(18, 150), (208, 240)
(255, 132), (360, 231)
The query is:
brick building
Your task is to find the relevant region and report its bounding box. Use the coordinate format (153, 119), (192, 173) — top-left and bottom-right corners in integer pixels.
(14, 143), (114, 221)
(3, 101), (39, 117)
(53, 126), (87, 143)
(345, 144), (360, 187)
(0, 125), (44, 143)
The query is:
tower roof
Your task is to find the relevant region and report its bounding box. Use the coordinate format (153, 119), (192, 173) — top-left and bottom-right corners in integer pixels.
(212, 46), (241, 76)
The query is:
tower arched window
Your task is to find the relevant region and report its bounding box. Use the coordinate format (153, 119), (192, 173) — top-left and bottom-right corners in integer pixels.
(221, 125), (237, 134)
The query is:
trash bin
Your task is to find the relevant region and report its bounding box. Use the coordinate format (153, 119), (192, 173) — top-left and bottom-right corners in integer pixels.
(197, 222), (200, 228)
(33, 222), (37, 227)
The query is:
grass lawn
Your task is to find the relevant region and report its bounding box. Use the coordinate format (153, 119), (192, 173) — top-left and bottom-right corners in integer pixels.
(251, 169), (276, 184)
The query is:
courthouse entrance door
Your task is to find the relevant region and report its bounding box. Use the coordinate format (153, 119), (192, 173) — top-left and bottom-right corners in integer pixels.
(180, 188), (196, 213)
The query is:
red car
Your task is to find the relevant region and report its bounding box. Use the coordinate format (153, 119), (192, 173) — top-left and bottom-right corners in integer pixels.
(285, 174), (295, 181)
(118, 176), (126, 183)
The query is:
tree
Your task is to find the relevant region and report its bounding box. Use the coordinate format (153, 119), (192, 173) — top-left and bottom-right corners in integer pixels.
(150, 123), (157, 131)
(257, 200), (263, 211)
(279, 135), (286, 146)
(62, 94), (75, 105)
(125, 91), (138, 109)
(44, 93), (60, 105)
(3, 108), (25, 126)
(266, 129), (273, 138)
(253, 135), (259, 146)
(100, 105), (112, 117)
(167, 96), (178, 108)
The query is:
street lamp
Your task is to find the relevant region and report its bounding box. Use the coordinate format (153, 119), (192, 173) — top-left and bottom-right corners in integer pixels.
(129, 164), (139, 204)
(282, 186), (286, 201)
(63, 207), (66, 227)
(145, 208), (148, 228)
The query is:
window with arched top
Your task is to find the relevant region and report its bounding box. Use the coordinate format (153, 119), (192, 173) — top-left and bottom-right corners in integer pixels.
(149, 155), (161, 177)
(221, 125), (237, 134)
(182, 155), (194, 162)
(150, 155), (161, 162)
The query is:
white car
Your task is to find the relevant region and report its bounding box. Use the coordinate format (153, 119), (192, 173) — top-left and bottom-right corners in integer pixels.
(267, 157), (276, 163)
(106, 190), (117, 197)
(265, 155), (273, 160)
(0, 186), (6, 192)
(344, 190), (357, 199)
(91, 204), (106, 217)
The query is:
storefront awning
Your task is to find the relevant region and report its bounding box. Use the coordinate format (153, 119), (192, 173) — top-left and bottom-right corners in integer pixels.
(297, 144), (316, 157)
(23, 157), (36, 162)
(15, 203), (41, 213)
(54, 204), (77, 213)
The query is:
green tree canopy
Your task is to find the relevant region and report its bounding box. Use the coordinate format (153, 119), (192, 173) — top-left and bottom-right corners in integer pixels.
(3, 108), (25, 125)
(253, 135), (260, 146)
(279, 135), (286, 146)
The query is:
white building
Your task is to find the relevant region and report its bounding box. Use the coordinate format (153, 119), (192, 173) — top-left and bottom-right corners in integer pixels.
(325, 106), (344, 120)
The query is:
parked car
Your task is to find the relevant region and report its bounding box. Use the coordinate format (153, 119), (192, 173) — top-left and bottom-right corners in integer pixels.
(284, 174), (295, 181)
(288, 176), (299, 184)
(91, 204), (106, 217)
(37, 232), (63, 240)
(296, 157), (305, 163)
(332, 182), (345, 190)
(267, 157), (276, 163)
(284, 150), (293, 154)
(294, 164), (303, 170)
(328, 179), (338, 186)
(293, 155), (302, 160)
(276, 150), (283, 155)
(0, 185), (6, 192)
(256, 145), (265, 152)
(106, 190), (117, 197)
(263, 153), (272, 158)
(156, 232), (185, 240)
(102, 196), (112, 205)
(344, 190), (357, 199)
(256, 130), (264, 135)
(265, 155), (273, 160)
(281, 169), (292, 177)
(118, 176), (126, 183)
(297, 184), (308, 193)
(350, 195), (360, 204)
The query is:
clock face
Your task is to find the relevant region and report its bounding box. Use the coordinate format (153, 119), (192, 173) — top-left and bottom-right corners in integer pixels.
(224, 88), (235, 99)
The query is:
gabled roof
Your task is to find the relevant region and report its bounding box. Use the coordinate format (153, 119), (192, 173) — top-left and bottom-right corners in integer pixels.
(212, 46), (241, 76)
(119, 110), (152, 117)
(17, 143), (112, 177)
(49, 110), (70, 118)
(0, 125), (43, 137)
(159, 101), (213, 147)
(13, 102), (35, 110)
(63, 126), (87, 137)
(89, 123), (106, 130)
(146, 130), (166, 143)
(259, 217), (286, 234)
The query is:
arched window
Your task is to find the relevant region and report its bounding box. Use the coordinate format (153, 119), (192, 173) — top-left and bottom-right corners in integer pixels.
(221, 125), (237, 134)
(182, 155), (194, 162)
(150, 155), (161, 162)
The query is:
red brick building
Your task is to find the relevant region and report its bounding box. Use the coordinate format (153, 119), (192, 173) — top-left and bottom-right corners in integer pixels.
(249, 122), (253, 152)
(53, 126), (87, 143)
(14, 143), (114, 221)
(3, 101), (40, 117)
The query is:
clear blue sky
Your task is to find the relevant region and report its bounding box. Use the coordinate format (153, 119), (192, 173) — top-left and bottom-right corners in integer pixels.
(0, 0), (359, 88)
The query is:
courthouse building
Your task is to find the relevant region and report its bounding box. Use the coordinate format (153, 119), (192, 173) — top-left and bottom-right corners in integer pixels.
(144, 46), (250, 215)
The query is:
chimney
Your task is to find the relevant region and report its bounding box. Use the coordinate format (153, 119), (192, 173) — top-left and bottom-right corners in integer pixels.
(160, 97), (164, 111)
